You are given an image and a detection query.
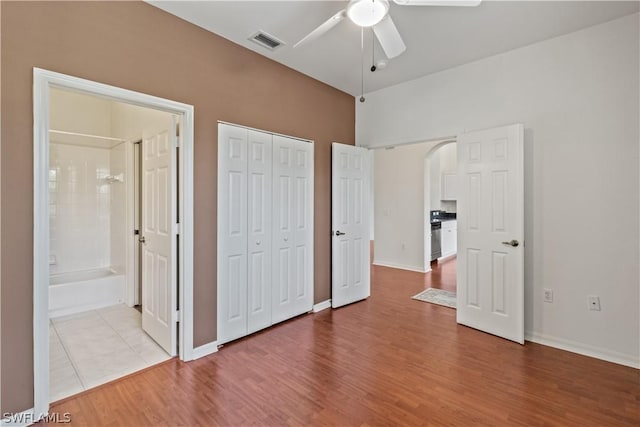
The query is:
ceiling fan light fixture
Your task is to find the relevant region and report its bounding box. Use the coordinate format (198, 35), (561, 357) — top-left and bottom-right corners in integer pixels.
(347, 0), (390, 27)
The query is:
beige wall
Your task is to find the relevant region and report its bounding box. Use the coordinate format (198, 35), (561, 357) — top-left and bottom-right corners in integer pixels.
(0, 1), (354, 413)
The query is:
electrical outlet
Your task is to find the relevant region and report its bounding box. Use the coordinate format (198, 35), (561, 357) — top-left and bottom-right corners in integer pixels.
(588, 295), (601, 311)
(543, 288), (553, 303)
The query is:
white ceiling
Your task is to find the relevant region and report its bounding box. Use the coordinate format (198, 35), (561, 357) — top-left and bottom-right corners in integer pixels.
(149, 1), (639, 96)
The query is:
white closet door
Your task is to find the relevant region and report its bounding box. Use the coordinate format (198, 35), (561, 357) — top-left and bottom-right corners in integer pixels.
(247, 130), (273, 334)
(217, 124), (248, 344)
(292, 139), (314, 315)
(272, 136), (314, 323)
(272, 136), (296, 323)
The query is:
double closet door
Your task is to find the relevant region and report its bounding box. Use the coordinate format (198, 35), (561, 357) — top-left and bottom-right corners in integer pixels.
(217, 123), (314, 345)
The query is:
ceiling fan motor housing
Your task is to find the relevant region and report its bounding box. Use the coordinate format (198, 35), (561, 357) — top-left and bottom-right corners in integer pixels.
(347, 0), (390, 27)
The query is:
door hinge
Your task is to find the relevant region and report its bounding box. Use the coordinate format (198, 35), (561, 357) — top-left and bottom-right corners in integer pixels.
(174, 123), (181, 148)
(173, 310), (180, 323)
(174, 223), (181, 235)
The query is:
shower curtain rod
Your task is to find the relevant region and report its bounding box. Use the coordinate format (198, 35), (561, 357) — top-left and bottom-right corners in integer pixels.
(49, 129), (125, 142)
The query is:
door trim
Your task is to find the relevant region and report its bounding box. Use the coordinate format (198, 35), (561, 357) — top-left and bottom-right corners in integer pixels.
(32, 68), (195, 417)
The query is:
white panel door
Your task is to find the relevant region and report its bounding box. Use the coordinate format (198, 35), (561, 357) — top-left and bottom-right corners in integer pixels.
(141, 116), (177, 356)
(292, 139), (314, 315)
(272, 136), (314, 322)
(217, 124), (249, 344)
(247, 130), (273, 334)
(272, 135), (296, 323)
(456, 123), (524, 344)
(331, 143), (371, 308)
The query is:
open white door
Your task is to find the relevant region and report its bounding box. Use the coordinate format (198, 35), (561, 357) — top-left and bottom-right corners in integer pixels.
(456, 124), (524, 344)
(141, 116), (178, 356)
(331, 143), (371, 308)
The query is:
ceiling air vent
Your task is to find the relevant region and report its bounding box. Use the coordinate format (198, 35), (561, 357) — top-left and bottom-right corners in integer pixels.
(249, 31), (285, 51)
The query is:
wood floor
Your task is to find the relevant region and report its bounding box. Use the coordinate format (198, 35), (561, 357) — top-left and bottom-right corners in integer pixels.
(43, 257), (639, 426)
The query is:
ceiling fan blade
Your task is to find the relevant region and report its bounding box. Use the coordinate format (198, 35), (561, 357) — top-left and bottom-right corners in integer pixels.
(294, 9), (346, 49)
(393, 0), (482, 6)
(373, 16), (406, 59)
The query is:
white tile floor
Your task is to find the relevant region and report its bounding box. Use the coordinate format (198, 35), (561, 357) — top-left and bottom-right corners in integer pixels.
(49, 304), (171, 402)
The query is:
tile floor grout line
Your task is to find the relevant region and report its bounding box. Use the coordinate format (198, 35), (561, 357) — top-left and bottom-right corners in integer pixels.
(96, 305), (165, 366)
(53, 310), (107, 390)
(57, 308), (131, 390)
(52, 304), (169, 399)
(96, 306), (147, 361)
(51, 317), (88, 391)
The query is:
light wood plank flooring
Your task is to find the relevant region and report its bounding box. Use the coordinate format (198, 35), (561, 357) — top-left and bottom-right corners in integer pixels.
(42, 257), (639, 426)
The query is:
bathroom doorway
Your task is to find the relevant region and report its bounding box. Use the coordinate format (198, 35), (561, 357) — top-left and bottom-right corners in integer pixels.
(46, 88), (177, 401)
(33, 69), (195, 415)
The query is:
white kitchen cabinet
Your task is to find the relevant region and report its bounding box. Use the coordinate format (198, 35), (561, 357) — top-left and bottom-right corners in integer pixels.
(440, 220), (457, 258)
(217, 123), (314, 345)
(441, 173), (457, 201)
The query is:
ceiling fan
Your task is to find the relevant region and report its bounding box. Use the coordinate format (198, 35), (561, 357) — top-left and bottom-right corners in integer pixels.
(294, 0), (482, 59)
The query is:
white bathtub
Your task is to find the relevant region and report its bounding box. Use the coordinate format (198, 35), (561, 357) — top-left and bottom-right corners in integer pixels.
(49, 268), (125, 318)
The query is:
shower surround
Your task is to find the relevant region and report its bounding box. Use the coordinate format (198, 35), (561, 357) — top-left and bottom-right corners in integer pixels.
(48, 141), (127, 317)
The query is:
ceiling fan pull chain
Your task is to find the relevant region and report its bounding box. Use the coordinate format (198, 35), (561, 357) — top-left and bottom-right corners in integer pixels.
(360, 27), (366, 103)
(371, 28), (377, 72)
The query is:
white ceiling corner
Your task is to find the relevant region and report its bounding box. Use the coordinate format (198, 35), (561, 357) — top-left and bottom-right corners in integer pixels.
(148, 1), (640, 96)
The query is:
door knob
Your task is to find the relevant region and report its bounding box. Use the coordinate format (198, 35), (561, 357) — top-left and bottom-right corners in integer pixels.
(501, 239), (519, 247)
(139, 236), (146, 244)
(335, 230), (346, 236)
(256, 240), (261, 246)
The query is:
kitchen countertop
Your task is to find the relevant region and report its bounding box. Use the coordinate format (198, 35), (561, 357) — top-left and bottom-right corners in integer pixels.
(431, 218), (457, 223)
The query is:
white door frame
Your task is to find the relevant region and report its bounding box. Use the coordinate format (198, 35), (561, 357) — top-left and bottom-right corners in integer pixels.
(33, 68), (195, 417)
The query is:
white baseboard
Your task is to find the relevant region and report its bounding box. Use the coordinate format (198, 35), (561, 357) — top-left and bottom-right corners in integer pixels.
(437, 253), (457, 262)
(191, 341), (218, 360)
(372, 260), (427, 273)
(525, 331), (639, 369)
(1, 408), (36, 427)
(313, 299), (332, 312)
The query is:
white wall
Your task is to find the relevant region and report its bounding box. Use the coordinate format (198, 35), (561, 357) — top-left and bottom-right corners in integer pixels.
(50, 89), (112, 137)
(110, 102), (173, 141)
(359, 14), (640, 366)
(107, 101), (171, 279)
(49, 143), (112, 274)
(438, 143), (457, 213)
(429, 149), (441, 211)
(427, 143), (458, 213)
(110, 101), (174, 305)
(369, 149), (375, 240)
(49, 90), (115, 275)
(110, 143), (127, 274)
(374, 141), (455, 272)
(48, 89), (172, 284)
(374, 142), (440, 272)
(439, 143), (456, 174)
